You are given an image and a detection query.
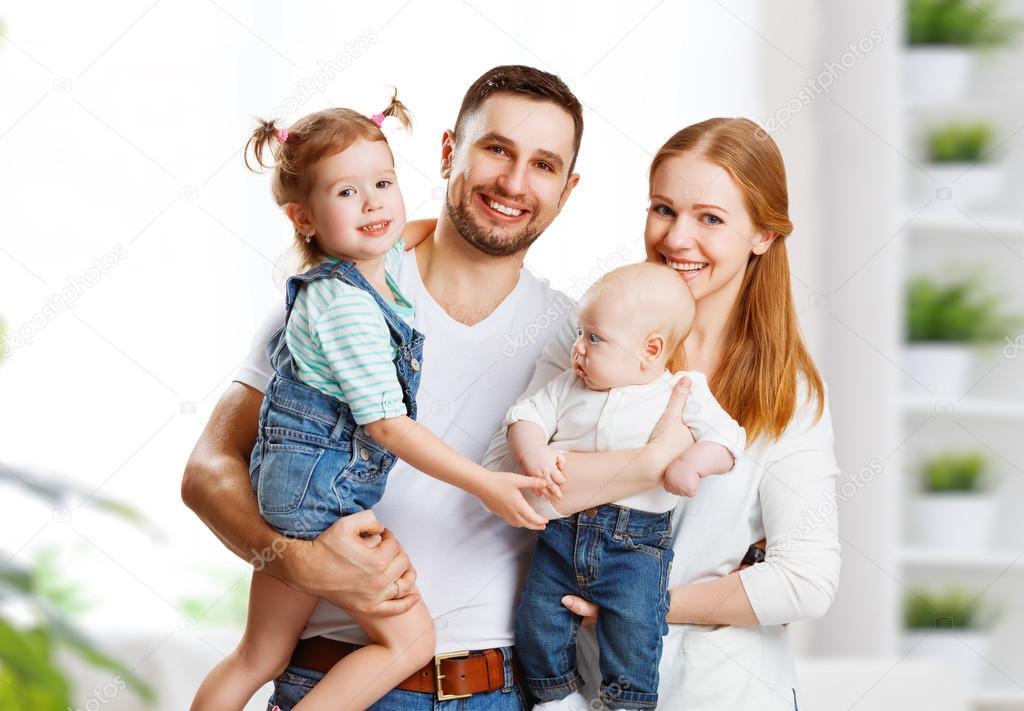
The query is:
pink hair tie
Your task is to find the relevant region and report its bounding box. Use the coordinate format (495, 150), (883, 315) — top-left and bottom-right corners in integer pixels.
(370, 113), (386, 127)
(276, 128), (289, 143)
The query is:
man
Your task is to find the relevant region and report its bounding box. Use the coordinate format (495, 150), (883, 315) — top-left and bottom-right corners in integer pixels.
(183, 65), (583, 709)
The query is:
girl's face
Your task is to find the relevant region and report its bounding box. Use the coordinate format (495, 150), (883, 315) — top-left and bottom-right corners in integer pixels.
(644, 152), (774, 306)
(298, 138), (406, 262)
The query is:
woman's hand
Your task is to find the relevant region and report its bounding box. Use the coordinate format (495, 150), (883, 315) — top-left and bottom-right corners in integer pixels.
(561, 594), (599, 626)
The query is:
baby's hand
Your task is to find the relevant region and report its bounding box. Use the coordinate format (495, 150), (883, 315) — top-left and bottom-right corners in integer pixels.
(664, 459), (701, 497)
(519, 445), (566, 500)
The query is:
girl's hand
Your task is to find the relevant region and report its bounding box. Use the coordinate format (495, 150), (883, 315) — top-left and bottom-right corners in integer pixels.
(402, 218), (437, 250)
(474, 472), (550, 530)
(561, 595), (598, 626)
(519, 445), (566, 500)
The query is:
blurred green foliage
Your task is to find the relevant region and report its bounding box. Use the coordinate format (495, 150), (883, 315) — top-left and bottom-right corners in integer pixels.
(927, 121), (995, 162)
(905, 586), (981, 629)
(906, 274), (1018, 342)
(921, 450), (987, 492)
(908, 0), (1022, 46)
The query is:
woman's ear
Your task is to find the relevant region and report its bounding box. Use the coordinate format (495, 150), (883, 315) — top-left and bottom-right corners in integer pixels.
(751, 229), (779, 256)
(285, 203), (315, 238)
(642, 333), (666, 368)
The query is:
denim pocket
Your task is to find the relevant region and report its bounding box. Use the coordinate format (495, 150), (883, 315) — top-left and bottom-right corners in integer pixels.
(622, 529), (672, 559)
(346, 430), (395, 481)
(257, 442), (324, 515)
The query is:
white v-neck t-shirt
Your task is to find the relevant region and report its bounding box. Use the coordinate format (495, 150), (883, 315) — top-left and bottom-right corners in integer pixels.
(233, 248), (575, 651)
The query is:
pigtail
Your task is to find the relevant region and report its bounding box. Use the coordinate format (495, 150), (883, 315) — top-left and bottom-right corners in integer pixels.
(380, 89), (413, 131)
(244, 117), (287, 173)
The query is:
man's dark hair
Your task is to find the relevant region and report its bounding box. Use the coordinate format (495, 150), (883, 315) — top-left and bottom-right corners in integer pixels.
(454, 65), (584, 174)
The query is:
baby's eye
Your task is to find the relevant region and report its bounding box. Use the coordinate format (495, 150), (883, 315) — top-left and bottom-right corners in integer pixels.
(376, 179), (392, 189)
(338, 188), (355, 197)
(575, 327), (583, 338)
(702, 213), (723, 225)
(588, 333), (601, 344)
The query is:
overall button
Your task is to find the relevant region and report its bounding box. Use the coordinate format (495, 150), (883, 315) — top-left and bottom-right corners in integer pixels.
(584, 507), (599, 517)
(409, 357), (420, 371)
(359, 447), (370, 461)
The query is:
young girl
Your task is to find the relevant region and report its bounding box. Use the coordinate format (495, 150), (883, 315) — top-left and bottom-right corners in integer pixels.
(191, 95), (548, 711)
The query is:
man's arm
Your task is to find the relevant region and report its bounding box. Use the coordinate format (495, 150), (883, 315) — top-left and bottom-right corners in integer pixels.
(180, 382), (418, 615)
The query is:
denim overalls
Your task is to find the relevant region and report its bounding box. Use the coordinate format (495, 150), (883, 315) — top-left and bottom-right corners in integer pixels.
(249, 259), (425, 540)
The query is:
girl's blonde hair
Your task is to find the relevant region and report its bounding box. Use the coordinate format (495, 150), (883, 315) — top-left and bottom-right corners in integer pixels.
(245, 91), (412, 269)
(651, 118), (825, 443)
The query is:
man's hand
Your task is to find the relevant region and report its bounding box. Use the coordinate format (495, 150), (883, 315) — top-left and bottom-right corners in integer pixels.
(519, 445), (566, 500)
(281, 509), (419, 616)
(561, 594), (598, 626)
(473, 472), (550, 530)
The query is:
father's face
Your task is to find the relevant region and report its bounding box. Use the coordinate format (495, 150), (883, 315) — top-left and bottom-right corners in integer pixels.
(442, 93), (579, 257)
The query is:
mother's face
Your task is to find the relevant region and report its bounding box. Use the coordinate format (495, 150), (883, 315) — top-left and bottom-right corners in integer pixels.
(644, 152), (774, 304)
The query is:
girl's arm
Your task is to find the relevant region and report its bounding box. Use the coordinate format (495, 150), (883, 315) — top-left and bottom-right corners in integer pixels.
(402, 218), (437, 250)
(365, 416), (548, 529)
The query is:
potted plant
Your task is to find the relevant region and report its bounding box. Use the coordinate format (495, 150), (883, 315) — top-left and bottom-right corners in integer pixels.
(910, 451), (996, 550)
(904, 586), (995, 689)
(905, 0), (1020, 99)
(918, 121), (1002, 208)
(904, 273), (1017, 400)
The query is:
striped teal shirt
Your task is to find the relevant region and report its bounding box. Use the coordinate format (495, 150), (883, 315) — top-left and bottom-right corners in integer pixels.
(285, 240), (414, 425)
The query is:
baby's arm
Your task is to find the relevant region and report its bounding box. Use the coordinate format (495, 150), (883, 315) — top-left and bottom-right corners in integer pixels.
(365, 417), (548, 529)
(663, 372), (746, 497)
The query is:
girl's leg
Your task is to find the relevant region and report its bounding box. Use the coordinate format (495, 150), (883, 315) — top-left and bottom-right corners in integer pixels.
(293, 598), (435, 711)
(191, 570), (318, 711)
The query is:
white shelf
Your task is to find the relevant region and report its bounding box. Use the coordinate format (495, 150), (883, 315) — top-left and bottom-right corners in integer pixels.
(972, 687), (1024, 707)
(903, 210), (1024, 239)
(901, 547), (1024, 571)
(902, 397), (1024, 419)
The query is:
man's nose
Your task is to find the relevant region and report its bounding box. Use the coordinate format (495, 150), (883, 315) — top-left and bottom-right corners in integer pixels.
(495, 159), (528, 197)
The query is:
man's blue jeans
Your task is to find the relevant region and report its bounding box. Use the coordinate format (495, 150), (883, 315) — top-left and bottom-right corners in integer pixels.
(514, 505), (674, 710)
(265, 646), (528, 710)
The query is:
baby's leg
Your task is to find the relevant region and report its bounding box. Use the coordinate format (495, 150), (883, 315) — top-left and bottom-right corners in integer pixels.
(191, 571), (317, 711)
(293, 599), (435, 710)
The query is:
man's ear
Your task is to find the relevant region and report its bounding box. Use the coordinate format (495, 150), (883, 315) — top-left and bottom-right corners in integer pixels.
(751, 229), (779, 256)
(558, 172), (580, 210)
(285, 202), (315, 238)
(440, 129), (456, 179)
(642, 332), (666, 368)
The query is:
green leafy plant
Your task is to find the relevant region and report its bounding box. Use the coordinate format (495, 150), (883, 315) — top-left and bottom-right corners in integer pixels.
(906, 274), (1018, 343)
(0, 464), (156, 710)
(927, 121), (995, 162)
(905, 586), (982, 629)
(907, 0), (1022, 46)
(921, 450), (987, 492)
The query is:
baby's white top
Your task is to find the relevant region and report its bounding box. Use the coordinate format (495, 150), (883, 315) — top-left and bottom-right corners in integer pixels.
(488, 368), (745, 513)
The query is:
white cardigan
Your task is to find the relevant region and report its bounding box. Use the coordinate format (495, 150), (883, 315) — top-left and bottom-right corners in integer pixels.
(503, 318), (841, 710)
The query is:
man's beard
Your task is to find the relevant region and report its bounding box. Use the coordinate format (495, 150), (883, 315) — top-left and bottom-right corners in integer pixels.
(445, 185), (545, 258)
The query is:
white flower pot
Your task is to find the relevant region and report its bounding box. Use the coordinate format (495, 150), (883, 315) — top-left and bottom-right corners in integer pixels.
(915, 162), (1003, 210)
(910, 493), (997, 550)
(904, 343), (976, 401)
(905, 47), (976, 100)
(904, 630), (992, 689)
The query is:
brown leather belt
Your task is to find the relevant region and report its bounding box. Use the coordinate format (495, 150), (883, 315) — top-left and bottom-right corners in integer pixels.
(290, 636), (523, 700)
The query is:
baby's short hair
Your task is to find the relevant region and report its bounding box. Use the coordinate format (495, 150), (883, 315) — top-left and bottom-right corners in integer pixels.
(583, 262), (696, 353)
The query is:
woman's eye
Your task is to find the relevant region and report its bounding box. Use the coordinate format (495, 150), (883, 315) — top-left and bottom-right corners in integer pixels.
(376, 180), (392, 189)
(702, 213), (723, 225)
(338, 188), (355, 197)
(651, 204), (674, 217)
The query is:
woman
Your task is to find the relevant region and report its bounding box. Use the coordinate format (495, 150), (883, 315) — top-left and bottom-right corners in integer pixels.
(490, 117), (840, 709)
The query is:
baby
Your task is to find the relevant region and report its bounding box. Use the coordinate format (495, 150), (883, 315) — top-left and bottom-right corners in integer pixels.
(495, 262), (745, 711)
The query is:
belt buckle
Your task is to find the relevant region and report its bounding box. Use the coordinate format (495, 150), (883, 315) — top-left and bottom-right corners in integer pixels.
(434, 649), (471, 701)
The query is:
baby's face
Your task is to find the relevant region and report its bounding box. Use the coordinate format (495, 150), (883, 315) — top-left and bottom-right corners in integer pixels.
(572, 293), (658, 391)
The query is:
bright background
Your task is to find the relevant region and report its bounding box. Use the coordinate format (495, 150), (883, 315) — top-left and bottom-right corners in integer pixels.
(1, 1), (1023, 709)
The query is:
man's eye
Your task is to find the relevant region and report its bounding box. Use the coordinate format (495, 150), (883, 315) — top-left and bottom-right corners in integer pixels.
(489, 145), (508, 156)
(536, 162), (552, 172)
